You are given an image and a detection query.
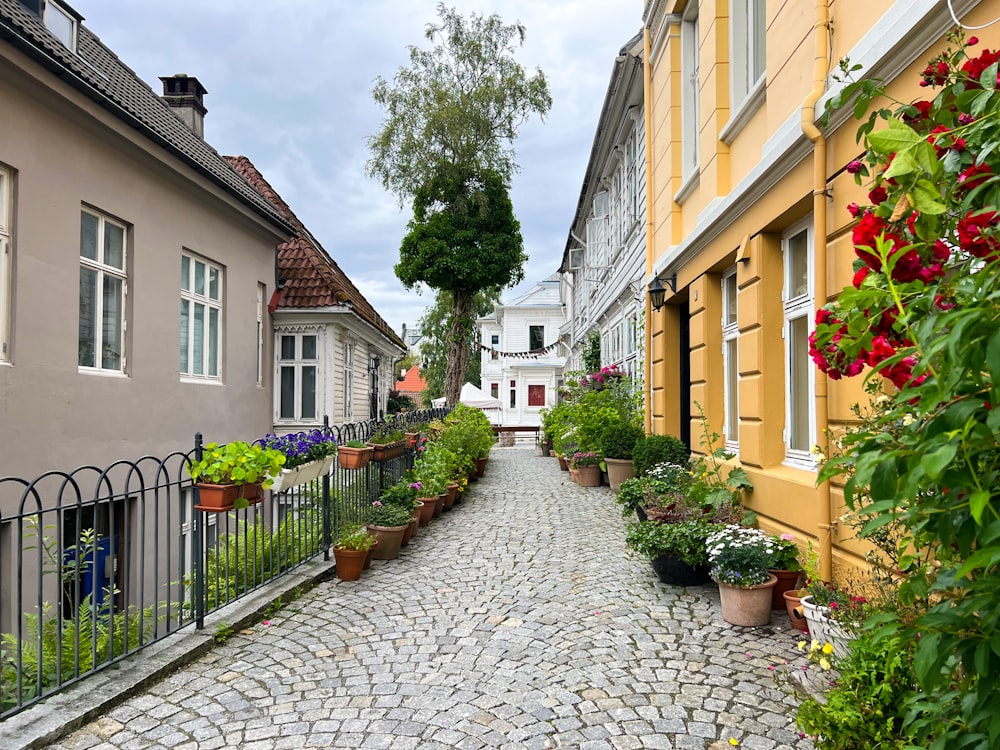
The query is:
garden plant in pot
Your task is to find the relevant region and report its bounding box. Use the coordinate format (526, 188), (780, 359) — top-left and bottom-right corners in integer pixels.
(768, 533), (802, 609)
(258, 430), (338, 491)
(798, 541), (859, 657)
(365, 500), (413, 561)
(569, 451), (602, 487)
(380, 479), (423, 546)
(706, 524), (779, 627)
(598, 419), (644, 492)
(626, 518), (725, 586)
(187, 441), (285, 511)
(338, 439), (374, 470)
(333, 523), (376, 581)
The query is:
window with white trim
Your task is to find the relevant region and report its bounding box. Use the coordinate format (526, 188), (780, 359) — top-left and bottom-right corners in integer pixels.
(79, 208), (127, 373)
(277, 331), (318, 422)
(731, 0), (766, 107)
(722, 269), (739, 449)
(529, 325), (544, 352)
(783, 219), (814, 466)
(180, 253), (222, 380)
(491, 334), (499, 359)
(0, 166), (11, 363)
(343, 341), (354, 421)
(626, 127), (640, 225)
(256, 283), (265, 387)
(681, 5), (700, 181)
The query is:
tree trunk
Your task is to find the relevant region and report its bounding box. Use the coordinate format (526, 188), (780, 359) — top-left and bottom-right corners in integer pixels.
(444, 290), (473, 406)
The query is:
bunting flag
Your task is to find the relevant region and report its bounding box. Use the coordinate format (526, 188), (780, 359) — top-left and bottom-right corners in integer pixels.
(480, 335), (566, 359)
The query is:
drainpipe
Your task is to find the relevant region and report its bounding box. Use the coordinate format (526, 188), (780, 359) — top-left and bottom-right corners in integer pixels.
(801, 0), (833, 580)
(643, 25), (655, 435)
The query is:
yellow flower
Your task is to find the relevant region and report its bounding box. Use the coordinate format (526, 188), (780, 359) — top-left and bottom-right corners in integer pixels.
(810, 639), (821, 652)
(819, 657), (832, 670)
(729, 739), (740, 746)
(797, 641), (806, 651)
(822, 642), (834, 655)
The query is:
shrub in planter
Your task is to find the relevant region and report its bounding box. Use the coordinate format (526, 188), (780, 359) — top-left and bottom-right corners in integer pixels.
(632, 434), (690, 477)
(626, 520), (727, 569)
(598, 421), (645, 460)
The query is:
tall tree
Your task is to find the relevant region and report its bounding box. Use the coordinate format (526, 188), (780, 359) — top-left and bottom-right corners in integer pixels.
(367, 4), (550, 405)
(399, 167), (523, 404)
(367, 4), (552, 204)
(420, 288), (501, 402)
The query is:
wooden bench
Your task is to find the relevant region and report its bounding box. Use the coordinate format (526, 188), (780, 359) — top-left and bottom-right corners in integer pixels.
(492, 425), (540, 446)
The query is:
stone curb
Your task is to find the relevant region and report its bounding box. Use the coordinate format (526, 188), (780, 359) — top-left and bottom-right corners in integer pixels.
(2, 557), (336, 750)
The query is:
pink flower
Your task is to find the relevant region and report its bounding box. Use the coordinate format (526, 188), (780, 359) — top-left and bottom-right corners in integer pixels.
(846, 160), (863, 174)
(780, 533), (795, 541)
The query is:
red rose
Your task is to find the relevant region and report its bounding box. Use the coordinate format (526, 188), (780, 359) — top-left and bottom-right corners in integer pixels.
(853, 266), (871, 288)
(957, 162), (993, 193)
(847, 202), (861, 218)
(957, 210), (1000, 259)
(868, 186), (889, 205)
(961, 49), (1000, 85)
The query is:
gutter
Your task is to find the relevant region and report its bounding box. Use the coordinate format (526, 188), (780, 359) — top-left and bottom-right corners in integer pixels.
(800, 0), (833, 580)
(643, 24), (654, 434)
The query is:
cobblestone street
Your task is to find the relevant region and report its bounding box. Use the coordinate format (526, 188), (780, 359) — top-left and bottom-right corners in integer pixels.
(46, 448), (812, 750)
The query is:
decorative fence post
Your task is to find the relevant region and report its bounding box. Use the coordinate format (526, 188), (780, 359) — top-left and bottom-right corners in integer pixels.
(322, 416), (331, 561)
(193, 432), (205, 630)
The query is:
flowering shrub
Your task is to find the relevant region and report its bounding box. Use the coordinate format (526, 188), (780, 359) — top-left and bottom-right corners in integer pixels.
(257, 430), (338, 469)
(771, 533), (801, 572)
(380, 478), (422, 512)
(365, 500), (412, 528)
(705, 525), (777, 587)
(813, 31), (1000, 747)
(570, 451), (601, 468)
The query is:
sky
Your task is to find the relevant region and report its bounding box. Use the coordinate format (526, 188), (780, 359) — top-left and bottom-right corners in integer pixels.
(77, 1), (644, 338)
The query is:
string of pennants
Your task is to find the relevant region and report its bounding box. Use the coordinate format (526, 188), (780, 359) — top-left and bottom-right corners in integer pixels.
(479, 335), (566, 359)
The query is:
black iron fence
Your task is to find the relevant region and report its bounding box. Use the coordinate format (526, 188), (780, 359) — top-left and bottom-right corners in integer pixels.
(0, 409), (447, 720)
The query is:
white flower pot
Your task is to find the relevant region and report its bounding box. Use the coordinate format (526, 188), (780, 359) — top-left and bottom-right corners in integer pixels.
(800, 595), (853, 658)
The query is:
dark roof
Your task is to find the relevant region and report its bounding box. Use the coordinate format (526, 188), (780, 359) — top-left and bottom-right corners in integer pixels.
(0, 0), (293, 234)
(224, 156), (405, 351)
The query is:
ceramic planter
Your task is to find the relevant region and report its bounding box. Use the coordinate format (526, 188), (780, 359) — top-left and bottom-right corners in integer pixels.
(296, 459), (324, 484)
(338, 446), (373, 470)
(650, 554), (711, 586)
(333, 547), (367, 581)
(401, 517), (418, 547)
(363, 539), (378, 570)
(367, 524), (407, 560)
(717, 574), (778, 626)
(769, 569), (802, 609)
(800, 595), (853, 657)
(783, 589), (810, 633)
(576, 465), (602, 487)
(604, 457), (635, 493)
(416, 497), (437, 526)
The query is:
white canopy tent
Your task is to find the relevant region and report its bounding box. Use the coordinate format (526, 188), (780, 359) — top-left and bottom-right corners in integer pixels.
(431, 383), (503, 424)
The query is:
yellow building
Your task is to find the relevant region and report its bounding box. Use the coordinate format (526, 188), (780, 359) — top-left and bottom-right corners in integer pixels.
(641, 0), (998, 578)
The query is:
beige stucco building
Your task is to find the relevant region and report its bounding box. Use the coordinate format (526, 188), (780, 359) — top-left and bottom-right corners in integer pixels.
(641, 0), (995, 577)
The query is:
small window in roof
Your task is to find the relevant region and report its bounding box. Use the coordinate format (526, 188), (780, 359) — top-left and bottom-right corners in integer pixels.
(42, 0), (78, 51)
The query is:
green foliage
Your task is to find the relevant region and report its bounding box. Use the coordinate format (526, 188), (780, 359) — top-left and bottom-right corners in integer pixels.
(811, 31), (1000, 749)
(369, 427), (405, 444)
(625, 520), (726, 568)
(387, 390), (417, 414)
(419, 289), (499, 402)
(632, 434), (690, 477)
(366, 500), (413, 527)
(213, 622), (234, 644)
(335, 523), (376, 551)
(366, 3), (551, 204)
(582, 330), (601, 372)
(187, 441), (285, 489)
(548, 367), (641, 455)
(598, 421), (645, 460)
(796, 629), (919, 749)
(615, 476), (648, 518)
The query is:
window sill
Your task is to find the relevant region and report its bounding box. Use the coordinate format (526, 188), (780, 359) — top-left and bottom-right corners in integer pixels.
(674, 170), (701, 205)
(720, 76), (766, 145)
(78, 367), (128, 379)
(180, 376), (224, 386)
(782, 453), (818, 473)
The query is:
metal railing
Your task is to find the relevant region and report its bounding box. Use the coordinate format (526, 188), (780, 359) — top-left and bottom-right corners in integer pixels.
(0, 409), (447, 720)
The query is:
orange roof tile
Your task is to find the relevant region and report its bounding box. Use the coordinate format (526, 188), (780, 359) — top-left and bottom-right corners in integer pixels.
(397, 365), (428, 396)
(224, 155), (404, 349)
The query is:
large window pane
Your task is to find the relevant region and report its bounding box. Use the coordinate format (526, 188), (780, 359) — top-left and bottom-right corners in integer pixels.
(194, 261), (205, 296)
(180, 256), (190, 291)
(78, 267), (97, 367)
(193, 303), (204, 375)
(280, 366), (295, 419)
(788, 230), (809, 298)
(208, 266), (219, 301)
(302, 335), (316, 359)
(789, 316), (810, 451)
(101, 275), (122, 369)
(281, 335), (296, 360)
(80, 212), (98, 261)
(529, 326), (544, 351)
(725, 338), (739, 442)
(208, 307), (219, 377)
(301, 365), (316, 419)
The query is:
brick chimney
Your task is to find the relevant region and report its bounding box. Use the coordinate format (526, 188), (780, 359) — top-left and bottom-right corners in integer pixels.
(159, 74), (207, 138)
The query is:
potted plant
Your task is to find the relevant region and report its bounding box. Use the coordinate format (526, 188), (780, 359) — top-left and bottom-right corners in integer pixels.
(798, 541), (858, 656)
(570, 451), (602, 487)
(380, 479), (423, 545)
(187, 440), (285, 511)
(259, 430), (338, 490)
(626, 519), (725, 586)
(368, 426), (406, 460)
(768, 532), (802, 609)
(333, 523), (375, 581)
(338, 439), (374, 470)
(365, 500), (412, 560)
(598, 420), (644, 492)
(706, 525), (779, 626)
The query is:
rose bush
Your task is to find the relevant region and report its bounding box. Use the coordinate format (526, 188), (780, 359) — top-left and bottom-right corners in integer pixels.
(813, 31), (1000, 749)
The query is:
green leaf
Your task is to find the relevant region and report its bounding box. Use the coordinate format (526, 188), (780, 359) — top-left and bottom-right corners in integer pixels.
(969, 490), (991, 525)
(980, 61), (999, 92)
(883, 148), (919, 180)
(871, 456), (898, 501)
(986, 329), (1000, 401)
(867, 118), (922, 152)
(910, 179), (948, 214)
(921, 444), (957, 480)
(913, 632), (943, 684)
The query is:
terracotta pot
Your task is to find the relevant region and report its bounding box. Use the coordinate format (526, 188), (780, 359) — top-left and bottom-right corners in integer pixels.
(784, 589), (810, 632)
(568, 468), (580, 483)
(475, 457), (488, 477)
(443, 483), (458, 510)
(195, 483), (239, 511)
(363, 539), (378, 570)
(333, 547), (366, 581)
(604, 457), (635, 493)
(401, 519), (415, 547)
(433, 493), (445, 518)
(338, 446), (373, 470)
(557, 455), (569, 471)
(769, 569), (802, 609)
(416, 498), (436, 526)
(718, 574), (778, 626)
(576, 465), (602, 487)
(367, 524), (407, 560)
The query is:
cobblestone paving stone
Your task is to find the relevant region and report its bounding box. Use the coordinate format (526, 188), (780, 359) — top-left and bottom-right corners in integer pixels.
(47, 448), (814, 750)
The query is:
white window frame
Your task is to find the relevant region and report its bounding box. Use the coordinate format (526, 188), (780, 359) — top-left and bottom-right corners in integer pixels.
(79, 207), (127, 375)
(528, 325), (545, 352)
(722, 268), (739, 451)
(256, 283), (265, 387)
(180, 252), (223, 382)
(275, 329), (321, 424)
(0, 166), (11, 363)
(343, 340), (354, 421)
(782, 218), (815, 468)
(681, 4), (700, 183)
(491, 333), (499, 360)
(42, 0), (78, 52)
(626, 127), (640, 226)
(723, 0), (766, 144)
